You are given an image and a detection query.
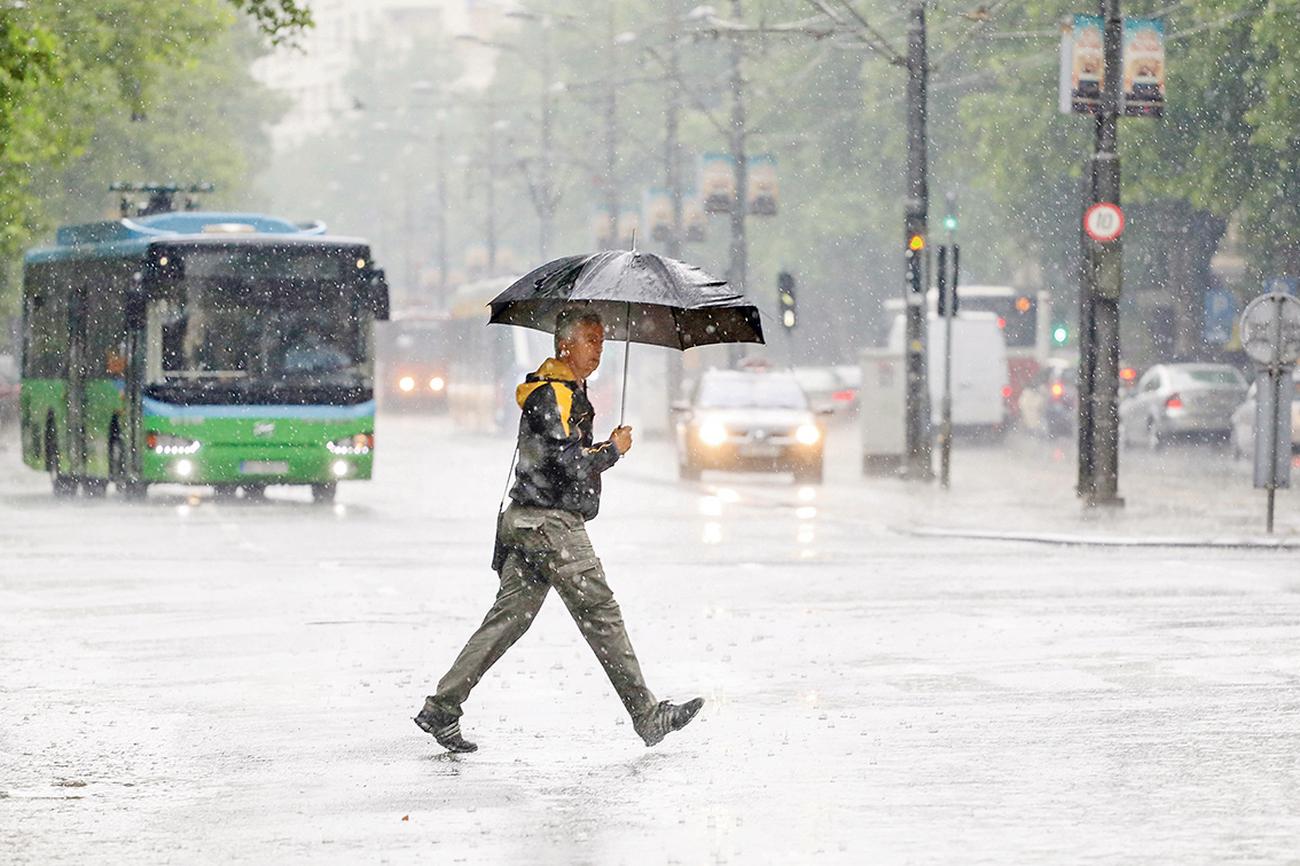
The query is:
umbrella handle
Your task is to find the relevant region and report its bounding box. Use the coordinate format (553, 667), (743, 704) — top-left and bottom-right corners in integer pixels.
(624, 299), (634, 426)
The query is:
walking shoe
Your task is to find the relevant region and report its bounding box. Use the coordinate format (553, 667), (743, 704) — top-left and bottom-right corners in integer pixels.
(634, 698), (704, 747)
(414, 700), (478, 753)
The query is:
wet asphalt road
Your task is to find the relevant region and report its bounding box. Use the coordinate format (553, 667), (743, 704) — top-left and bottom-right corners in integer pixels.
(2, 415), (1298, 864)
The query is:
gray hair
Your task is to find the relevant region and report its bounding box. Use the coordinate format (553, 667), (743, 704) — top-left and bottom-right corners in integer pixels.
(554, 307), (604, 351)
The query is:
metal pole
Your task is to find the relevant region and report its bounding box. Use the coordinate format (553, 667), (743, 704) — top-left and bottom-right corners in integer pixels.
(486, 92), (498, 275)
(664, 1), (686, 413)
(539, 23), (555, 260)
(1078, 0), (1123, 506)
(939, 245), (953, 489)
(665, 4), (684, 262)
(727, 0), (749, 369)
(605, 6), (620, 247)
(435, 109), (448, 304)
(1266, 297), (1284, 533)
(903, 0), (933, 480)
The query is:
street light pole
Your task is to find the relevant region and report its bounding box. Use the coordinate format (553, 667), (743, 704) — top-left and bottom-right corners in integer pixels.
(727, 0), (749, 365)
(1077, 0), (1124, 506)
(435, 108), (448, 303)
(604, 5), (620, 247)
(539, 23), (555, 260)
(664, 1), (685, 261)
(902, 0), (933, 480)
(486, 91), (499, 275)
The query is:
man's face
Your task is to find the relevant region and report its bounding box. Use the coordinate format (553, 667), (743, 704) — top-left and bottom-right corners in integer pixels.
(558, 320), (605, 380)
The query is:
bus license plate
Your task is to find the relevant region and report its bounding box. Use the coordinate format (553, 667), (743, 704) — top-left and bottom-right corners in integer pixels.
(240, 460), (288, 475)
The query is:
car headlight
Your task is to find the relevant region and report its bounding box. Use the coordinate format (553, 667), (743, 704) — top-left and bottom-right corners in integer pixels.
(146, 432), (201, 455)
(398, 376), (415, 392)
(698, 420), (729, 447)
(326, 433), (373, 455)
(428, 376), (445, 392)
(795, 424), (821, 446)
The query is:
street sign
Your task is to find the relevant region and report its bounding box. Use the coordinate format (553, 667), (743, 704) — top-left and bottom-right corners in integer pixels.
(1240, 292), (1300, 366)
(1083, 202), (1124, 242)
(1203, 285), (1238, 345)
(1239, 291), (1300, 532)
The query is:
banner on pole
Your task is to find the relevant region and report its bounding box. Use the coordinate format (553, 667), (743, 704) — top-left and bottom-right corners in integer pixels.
(1060, 14), (1103, 115)
(700, 152), (736, 214)
(1121, 17), (1165, 117)
(592, 205), (616, 249)
(746, 154), (779, 216)
(1060, 14), (1165, 117)
(641, 188), (673, 243)
(684, 195), (707, 242)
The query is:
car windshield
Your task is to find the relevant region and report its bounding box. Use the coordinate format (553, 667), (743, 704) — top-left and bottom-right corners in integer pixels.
(793, 368), (840, 390)
(1173, 367), (1244, 387)
(698, 375), (809, 409)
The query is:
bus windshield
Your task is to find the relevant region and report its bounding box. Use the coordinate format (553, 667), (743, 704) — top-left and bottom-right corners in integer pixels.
(147, 245), (370, 387)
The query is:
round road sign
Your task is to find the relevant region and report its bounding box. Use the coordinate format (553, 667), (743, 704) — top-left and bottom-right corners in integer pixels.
(1083, 202), (1124, 242)
(1241, 292), (1300, 366)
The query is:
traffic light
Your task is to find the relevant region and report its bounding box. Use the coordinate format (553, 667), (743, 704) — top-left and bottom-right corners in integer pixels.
(943, 191), (958, 233)
(777, 271), (796, 329)
(905, 235), (924, 295)
(1052, 323), (1070, 346)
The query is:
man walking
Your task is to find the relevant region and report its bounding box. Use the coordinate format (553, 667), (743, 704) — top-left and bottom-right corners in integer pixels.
(415, 307), (703, 753)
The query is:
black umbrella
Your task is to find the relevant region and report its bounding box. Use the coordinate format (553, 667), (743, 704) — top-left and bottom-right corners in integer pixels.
(489, 250), (765, 422)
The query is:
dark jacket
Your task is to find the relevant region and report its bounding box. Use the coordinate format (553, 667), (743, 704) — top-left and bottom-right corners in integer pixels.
(508, 358), (621, 522)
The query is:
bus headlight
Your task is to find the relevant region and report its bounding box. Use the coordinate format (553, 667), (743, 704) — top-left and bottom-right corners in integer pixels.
(795, 424), (821, 446)
(174, 459), (194, 478)
(146, 432), (201, 455)
(326, 433), (373, 455)
(429, 376), (445, 392)
(398, 375), (415, 392)
(332, 460), (351, 478)
(698, 420), (728, 447)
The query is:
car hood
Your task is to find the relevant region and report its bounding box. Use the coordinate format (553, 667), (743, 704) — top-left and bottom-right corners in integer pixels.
(693, 407), (815, 427)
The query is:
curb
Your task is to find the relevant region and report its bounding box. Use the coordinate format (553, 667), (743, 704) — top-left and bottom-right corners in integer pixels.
(903, 526), (1300, 550)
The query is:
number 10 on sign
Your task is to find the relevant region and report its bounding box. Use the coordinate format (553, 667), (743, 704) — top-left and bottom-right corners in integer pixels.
(1084, 202), (1125, 243)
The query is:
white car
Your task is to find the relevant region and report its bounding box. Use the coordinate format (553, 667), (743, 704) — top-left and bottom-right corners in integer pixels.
(1120, 363), (1247, 448)
(1229, 375), (1300, 460)
(673, 369), (826, 483)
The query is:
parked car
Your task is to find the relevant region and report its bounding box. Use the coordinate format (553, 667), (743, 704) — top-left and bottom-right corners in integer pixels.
(1229, 373), (1300, 459)
(792, 366), (859, 416)
(1018, 358), (1076, 438)
(1119, 363), (1247, 449)
(673, 368), (826, 483)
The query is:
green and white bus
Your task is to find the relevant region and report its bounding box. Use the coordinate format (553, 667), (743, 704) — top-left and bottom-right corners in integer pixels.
(19, 211), (389, 502)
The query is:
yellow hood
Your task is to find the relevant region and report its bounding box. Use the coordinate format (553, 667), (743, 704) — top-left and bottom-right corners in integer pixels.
(515, 358), (580, 437)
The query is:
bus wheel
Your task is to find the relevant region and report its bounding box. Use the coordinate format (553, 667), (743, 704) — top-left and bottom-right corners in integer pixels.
(213, 484), (239, 501)
(81, 478), (108, 497)
(46, 426), (77, 498)
(241, 484), (267, 502)
(311, 482), (337, 504)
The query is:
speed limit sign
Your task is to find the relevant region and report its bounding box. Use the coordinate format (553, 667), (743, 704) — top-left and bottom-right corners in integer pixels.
(1084, 202), (1125, 243)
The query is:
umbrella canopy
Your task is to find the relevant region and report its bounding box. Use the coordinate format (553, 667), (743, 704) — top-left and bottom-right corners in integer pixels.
(488, 250), (764, 350)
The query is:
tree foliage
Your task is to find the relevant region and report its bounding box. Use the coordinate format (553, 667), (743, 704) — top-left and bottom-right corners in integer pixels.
(0, 0), (295, 313)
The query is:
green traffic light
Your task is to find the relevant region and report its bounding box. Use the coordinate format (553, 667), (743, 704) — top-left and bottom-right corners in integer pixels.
(1052, 325), (1069, 344)
(943, 215), (957, 231)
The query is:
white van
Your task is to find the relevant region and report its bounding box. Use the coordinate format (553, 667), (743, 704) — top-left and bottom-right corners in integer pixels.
(887, 311), (1009, 432)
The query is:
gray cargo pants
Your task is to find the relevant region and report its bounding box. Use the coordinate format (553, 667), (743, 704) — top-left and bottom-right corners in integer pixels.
(429, 504), (656, 721)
